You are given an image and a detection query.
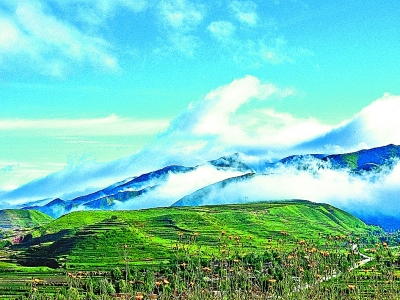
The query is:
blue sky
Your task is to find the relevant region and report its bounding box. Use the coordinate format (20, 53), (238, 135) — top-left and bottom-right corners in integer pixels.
(1, 0), (400, 193)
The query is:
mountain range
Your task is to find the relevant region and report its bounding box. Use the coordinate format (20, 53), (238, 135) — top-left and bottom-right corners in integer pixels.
(18, 144), (400, 230)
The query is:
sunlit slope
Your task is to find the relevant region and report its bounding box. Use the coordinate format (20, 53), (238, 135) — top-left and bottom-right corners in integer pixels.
(0, 209), (53, 229)
(281, 144), (400, 171)
(14, 200), (379, 270)
(325, 143), (400, 171)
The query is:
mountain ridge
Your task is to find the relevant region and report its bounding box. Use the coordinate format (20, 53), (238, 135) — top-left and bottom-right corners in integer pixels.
(19, 144), (400, 230)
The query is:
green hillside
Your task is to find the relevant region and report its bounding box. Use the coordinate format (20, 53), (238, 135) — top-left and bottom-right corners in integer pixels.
(0, 201), (389, 299)
(10, 200), (378, 270)
(0, 209), (53, 229)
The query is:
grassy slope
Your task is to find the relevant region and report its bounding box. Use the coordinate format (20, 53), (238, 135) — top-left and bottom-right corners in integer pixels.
(0, 209), (53, 229)
(12, 200), (378, 271)
(329, 144), (400, 170)
(341, 152), (359, 169)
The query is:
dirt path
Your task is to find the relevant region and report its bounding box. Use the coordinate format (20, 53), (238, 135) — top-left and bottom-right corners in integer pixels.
(292, 244), (373, 293)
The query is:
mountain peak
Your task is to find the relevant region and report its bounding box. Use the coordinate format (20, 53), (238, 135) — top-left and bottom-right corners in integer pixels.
(208, 153), (253, 172)
(16, 144), (400, 230)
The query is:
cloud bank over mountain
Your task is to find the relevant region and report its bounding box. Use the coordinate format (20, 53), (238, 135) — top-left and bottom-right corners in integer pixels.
(173, 156), (400, 229)
(1, 76), (400, 220)
(110, 164), (244, 211)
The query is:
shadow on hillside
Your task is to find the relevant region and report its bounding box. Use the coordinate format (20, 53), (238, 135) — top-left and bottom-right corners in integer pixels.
(9, 229), (77, 269)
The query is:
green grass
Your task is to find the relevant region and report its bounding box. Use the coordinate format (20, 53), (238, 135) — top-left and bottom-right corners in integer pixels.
(0, 209), (53, 229)
(20, 200), (377, 268)
(0, 200), (385, 298)
(341, 153), (359, 169)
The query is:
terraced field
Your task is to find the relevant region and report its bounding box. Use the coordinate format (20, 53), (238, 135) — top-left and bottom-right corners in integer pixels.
(0, 209), (53, 229)
(20, 200), (376, 267)
(0, 200), (386, 298)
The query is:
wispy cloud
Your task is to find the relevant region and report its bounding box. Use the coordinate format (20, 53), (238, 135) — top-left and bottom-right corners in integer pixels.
(207, 21), (236, 42)
(157, 0), (205, 55)
(234, 36), (314, 67)
(166, 34), (200, 56)
(0, 115), (169, 191)
(229, 0), (258, 26)
(0, 0), (120, 77)
(0, 161), (65, 192)
(205, 4), (311, 68)
(0, 0), (312, 73)
(297, 93), (400, 154)
(52, 0), (148, 25)
(0, 115), (170, 137)
(158, 0), (204, 31)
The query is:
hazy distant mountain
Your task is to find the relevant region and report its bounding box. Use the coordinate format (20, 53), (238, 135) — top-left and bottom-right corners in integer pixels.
(24, 165), (196, 217)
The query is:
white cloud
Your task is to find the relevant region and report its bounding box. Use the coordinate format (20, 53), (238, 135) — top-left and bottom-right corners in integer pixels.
(259, 37), (294, 64)
(158, 0), (204, 31)
(357, 93), (400, 143)
(231, 109), (331, 147)
(167, 33), (200, 56)
(227, 35), (314, 67)
(229, 0), (258, 26)
(242, 37), (295, 65)
(208, 21), (236, 42)
(202, 2), (312, 67)
(157, 0), (204, 55)
(0, 18), (22, 51)
(0, 1), (120, 76)
(119, 0), (148, 12)
(115, 165), (244, 209)
(0, 115), (170, 137)
(96, 0), (148, 13)
(0, 161), (65, 192)
(51, 0), (148, 25)
(298, 93), (400, 153)
(179, 157), (400, 229)
(0, 115), (169, 191)
(156, 75), (330, 161)
(192, 76), (277, 135)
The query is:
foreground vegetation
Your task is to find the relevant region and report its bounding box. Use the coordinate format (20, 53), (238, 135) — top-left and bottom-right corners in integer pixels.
(1, 201), (400, 299)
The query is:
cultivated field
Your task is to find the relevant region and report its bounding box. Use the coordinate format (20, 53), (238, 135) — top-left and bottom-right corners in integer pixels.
(0, 201), (399, 299)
